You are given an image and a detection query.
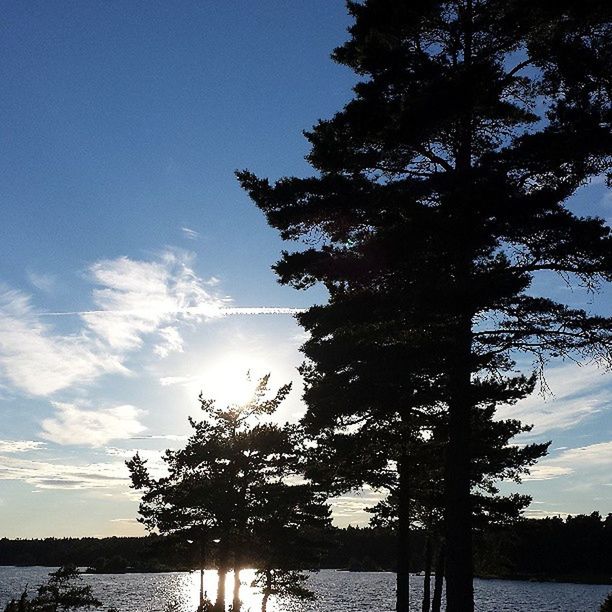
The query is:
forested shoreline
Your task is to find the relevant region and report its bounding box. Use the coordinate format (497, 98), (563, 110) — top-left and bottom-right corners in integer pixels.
(2, 513), (610, 584)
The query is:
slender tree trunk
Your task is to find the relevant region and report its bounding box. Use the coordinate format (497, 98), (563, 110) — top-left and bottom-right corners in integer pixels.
(431, 542), (445, 612)
(261, 569), (272, 612)
(232, 565), (241, 611)
(396, 450), (411, 612)
(199, 538), (206, 611)
(215, 567), (227, 612)
(215, 548), (228, 612)
(444, 314), (474, 612)
(422, 532), (432, 612)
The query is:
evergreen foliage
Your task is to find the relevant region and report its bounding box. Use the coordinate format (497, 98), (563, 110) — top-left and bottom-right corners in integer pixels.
(238, 1), (612, 610)
(126, 374), (330, 612)
(3, 566), (101, 612)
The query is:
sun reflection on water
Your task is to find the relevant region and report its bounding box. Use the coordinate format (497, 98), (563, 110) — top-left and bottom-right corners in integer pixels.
(177, 569), (282, 612)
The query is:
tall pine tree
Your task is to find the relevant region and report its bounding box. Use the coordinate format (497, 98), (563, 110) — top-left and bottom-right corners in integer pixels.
(239, 1), (612, 610)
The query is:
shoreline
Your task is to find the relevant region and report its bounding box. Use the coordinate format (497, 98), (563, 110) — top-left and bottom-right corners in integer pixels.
(2, 565), (611, 586)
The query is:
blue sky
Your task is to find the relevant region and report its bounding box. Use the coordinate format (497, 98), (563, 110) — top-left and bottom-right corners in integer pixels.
(0, 1), (611, 538)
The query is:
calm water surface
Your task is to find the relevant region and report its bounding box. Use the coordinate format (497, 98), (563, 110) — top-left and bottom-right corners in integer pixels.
(0, 566), (610, 611)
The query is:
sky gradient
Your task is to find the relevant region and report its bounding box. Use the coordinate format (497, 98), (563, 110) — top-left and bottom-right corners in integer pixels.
(1, 1), (611, 538)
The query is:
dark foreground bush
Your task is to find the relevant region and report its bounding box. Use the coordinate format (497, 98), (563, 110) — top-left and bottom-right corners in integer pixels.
(601, 593), (612, 612)
(3, 565), (101, 612)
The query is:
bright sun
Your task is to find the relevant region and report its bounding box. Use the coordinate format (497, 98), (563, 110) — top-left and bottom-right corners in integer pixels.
(194, 352), (270, 408)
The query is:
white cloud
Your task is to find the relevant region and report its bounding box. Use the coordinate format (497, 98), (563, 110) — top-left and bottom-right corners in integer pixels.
(523, 441), (612, 482)
(0, 454), (128, 490)
(329, 491), (385, 517)
(550, 441), (612, 468)
(127, 434), (187, 441)
(220, 307), (303, 316)
(154, 326), (184, 358)
(0, 251), (227, 397)
(159, 375), (195, 387)
(82, 250), (224, 352)
(0, 440), (45, 453)
(0, 287), (127, 396)
(523, 465), (574, 481)
(1, 250), (303, 400)
(499, 362), (612, 435)
(523, 508), (570, 519)
(181, 227), (200, 240)
(40, 402), (146, 446)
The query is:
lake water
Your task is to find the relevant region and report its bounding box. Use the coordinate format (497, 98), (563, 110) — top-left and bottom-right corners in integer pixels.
(0, 566), (610, 612)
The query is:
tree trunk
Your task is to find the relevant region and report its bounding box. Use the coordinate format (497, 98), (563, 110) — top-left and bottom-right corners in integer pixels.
(396, 450), (411, 612)
(444, 319), (474, 612)
(215, 568), (226, 612)
(445, 0), (475, 607)
(422, 532), (432, 612)
(199, 567), (205, 611)
(261, 570), (272, 612)
(232, 566), (241, 611)
(214, 548), (228, 612)
(431, 542), (445, 612)
(199, 538), (206, 612)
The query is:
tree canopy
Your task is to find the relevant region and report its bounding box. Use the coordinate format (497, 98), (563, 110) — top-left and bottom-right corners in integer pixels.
(127, 374), (330, 612)
(239, 1), (612, 610)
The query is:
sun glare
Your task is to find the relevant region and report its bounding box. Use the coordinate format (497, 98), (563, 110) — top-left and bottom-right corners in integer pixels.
(184, 569), (278, 612)
(196, 353), (271, 408)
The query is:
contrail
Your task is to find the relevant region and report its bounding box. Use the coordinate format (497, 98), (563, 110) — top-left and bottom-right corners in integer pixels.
(220, 307), (305, 315)
(37, 306), (305, 317)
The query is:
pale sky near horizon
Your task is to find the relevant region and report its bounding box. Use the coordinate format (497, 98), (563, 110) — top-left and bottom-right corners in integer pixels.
(1, 1), (611, 539)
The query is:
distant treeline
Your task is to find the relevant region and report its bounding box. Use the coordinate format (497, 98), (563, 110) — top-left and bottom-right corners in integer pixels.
(1, 513), (611, 583)
(476, 512), (612, 583)
(3, 528), (398, 573)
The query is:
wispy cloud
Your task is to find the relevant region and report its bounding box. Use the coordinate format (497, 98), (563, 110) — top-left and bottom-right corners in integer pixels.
(181, 227), (200, 240)
(27, 271), (57, 293)
(0, 286), (127, 396)
(153, 326), (184, 358)
(523, 465), (575, 481)
(42, 306), (303, 318)
(82, 250), (225, 352)
(40, 402), (146, 446)
(220, 307), (303, 315)
(159, 375), (197, 387)
(0, 440), (46, 453)
(128, 434), (187, 441)
(0, 251), (230, 397)
(550, 441), (612, 468)
(104, 446), (168, 479)
(329, 490), (385, 519)
(499, 363), (612, 435)
(0, 454), (128, 490)
(524, 441), (612, 482)
(524, 508), (570, 519)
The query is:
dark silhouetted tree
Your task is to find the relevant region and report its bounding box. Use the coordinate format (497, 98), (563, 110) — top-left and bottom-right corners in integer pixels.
(128, 374), (328, 612)
(325, 399), (546, 611)
(250, 482), (330, 612)
(238, 1), (612, 610)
